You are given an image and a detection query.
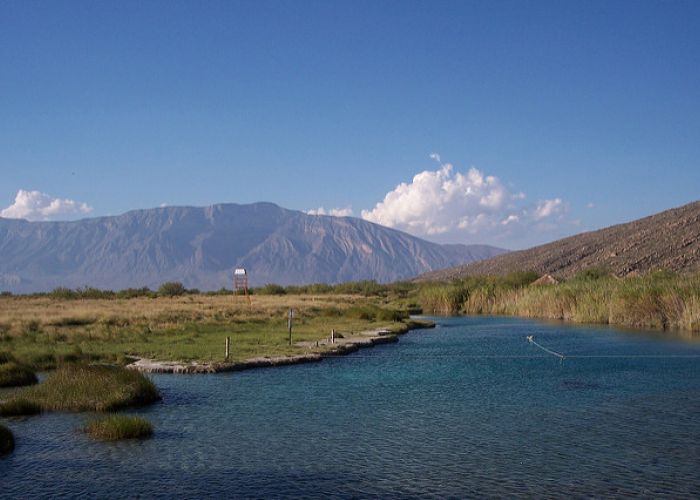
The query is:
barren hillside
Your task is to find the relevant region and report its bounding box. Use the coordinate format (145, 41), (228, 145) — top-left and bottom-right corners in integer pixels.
(417, 200), (700, 281)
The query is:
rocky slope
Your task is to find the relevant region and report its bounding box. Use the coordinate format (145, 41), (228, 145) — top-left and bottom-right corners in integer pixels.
(0, 202), (506, 293)
(417, 200), (700, 281)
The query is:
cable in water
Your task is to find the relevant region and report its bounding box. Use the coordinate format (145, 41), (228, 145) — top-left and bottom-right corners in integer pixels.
(527, 335), (565, 363)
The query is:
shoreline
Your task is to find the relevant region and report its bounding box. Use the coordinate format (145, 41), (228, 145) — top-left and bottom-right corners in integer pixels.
(127, 319), (435, 374)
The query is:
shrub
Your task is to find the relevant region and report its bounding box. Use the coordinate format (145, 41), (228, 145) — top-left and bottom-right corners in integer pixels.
(500, 271), (540, 288)
(571, 266), (612, 282)
(14, 364), (161, 412)
(0, 362), (38, 387)
(345, 305), (407, 322)
(0, 398), (42, 417)
(256, 283), (287, 295)
(0, 424), (14, 456)
(85, 415), (153, 441)
(116, 287), (154, 299)
(47, 316), (97, 327)
(50, 287), (79, 300)
(157, 282), (186, 297)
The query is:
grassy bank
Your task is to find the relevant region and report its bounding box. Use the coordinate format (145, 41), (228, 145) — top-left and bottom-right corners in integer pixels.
(0, 360), (38, 388)
(0, 293), (416, 366)
(418, 271), (700, 334)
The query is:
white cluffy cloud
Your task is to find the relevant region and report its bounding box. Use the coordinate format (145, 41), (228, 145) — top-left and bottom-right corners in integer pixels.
(307, 206), (353, 217)
(1, 189), (93, 221)
(360, 156), (568, 243)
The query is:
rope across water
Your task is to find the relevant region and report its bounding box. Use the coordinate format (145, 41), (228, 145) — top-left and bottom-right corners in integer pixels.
(527, 335), (566, 363)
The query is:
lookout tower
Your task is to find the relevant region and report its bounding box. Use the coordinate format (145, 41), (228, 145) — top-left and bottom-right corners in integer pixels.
(233, 268), (251, 304)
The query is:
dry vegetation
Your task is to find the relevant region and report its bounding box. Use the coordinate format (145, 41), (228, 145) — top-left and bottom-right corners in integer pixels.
(0, 293), (413, 367)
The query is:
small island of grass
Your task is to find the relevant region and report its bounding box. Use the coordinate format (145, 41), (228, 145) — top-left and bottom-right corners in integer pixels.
(85, 415), (153, 441)
(1, 364), (160, 414)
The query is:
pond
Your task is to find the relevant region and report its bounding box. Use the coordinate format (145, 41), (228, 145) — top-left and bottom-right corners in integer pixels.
(2, 316), (700, 497)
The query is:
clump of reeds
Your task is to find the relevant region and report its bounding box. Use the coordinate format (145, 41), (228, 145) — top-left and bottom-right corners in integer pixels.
(12, 364), (160, 412)
(84, 415), (153, 441)
(0, 424), (14, 456)
(419, 284), (470, 315)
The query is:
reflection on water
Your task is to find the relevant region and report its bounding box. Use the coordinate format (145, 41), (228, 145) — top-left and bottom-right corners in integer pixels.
(2, 316), (700, 497)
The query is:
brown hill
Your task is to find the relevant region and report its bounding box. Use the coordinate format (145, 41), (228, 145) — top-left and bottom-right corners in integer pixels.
(416, 200), (700, 282)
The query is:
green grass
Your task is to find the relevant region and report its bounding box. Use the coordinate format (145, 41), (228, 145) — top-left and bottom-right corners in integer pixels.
(0, 361), (38, 388)
(0, 295), (416, 365)
(11, 365), (160, 412)
(0, 424), (14, 456)
(85, 415), (153, 441)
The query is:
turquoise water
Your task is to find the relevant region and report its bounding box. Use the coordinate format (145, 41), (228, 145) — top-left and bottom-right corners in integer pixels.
(3, 316), (700, 497)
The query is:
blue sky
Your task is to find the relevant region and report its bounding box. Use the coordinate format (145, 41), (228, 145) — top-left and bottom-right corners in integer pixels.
(1, 0), (698, 248)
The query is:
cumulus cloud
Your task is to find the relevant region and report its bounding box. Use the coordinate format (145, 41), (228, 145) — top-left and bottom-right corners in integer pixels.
(1, 189), (93, 221)
(360, 156), (570, 244)
(533, 198), (565, 219)
(307, 206), (353, 217)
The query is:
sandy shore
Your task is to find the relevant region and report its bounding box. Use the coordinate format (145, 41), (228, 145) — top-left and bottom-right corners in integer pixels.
(127, 320), (434, 374)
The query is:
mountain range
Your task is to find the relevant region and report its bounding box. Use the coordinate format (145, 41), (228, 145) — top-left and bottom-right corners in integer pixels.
(0, 202), (506, 293)
(417, 200), (700, 282)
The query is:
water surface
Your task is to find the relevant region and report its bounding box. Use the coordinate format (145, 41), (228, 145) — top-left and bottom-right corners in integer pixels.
(2, 317), (700, 497)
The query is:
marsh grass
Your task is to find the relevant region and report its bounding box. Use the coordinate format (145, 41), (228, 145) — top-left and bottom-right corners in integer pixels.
(0, 424), (14, 455)
(12, 365), (160, 412)
(454, 272), (700, 333)
(0, 398), (42, 417)
(0, 361), (38, 387)
(85, 415), (153, 441)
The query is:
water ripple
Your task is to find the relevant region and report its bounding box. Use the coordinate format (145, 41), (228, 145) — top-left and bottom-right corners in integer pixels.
(2, 316), (700, 497)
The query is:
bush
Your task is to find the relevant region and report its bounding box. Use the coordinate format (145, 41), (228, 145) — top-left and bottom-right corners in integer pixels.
(0, 398), (42, 417)
(571, 266), (612, 282)
(85, 415), (153, 441)
(256, 283), (287, 295)
(0, 362), (38, 387)
(157, 282), (186, 297)
(116, 287), (154, 299)
(0, 424), (14, 456)
(345, 305), (407, 322)
(13, 364), (161, 412)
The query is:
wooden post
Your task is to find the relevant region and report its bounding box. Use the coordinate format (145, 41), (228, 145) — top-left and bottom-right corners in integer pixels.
(225, 336), (230, 362)
(331, 328), (335, 344)
(288, 309), (294, 345)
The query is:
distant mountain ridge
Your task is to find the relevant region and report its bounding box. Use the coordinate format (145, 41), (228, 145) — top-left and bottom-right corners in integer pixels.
(416, 200), (700, 282)
(0, 202), (506, 293)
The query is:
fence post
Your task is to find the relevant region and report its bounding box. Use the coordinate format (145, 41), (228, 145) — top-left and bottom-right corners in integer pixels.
(225, 336), (230, 362)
